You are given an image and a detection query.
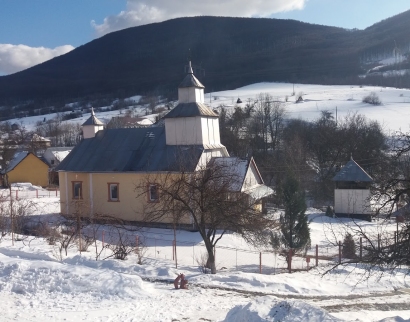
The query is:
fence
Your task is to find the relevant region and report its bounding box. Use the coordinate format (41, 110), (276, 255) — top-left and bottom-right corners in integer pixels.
(134, 229), (407, 274)
(0, 188), (60, 200)
(136, 235), (340, 274)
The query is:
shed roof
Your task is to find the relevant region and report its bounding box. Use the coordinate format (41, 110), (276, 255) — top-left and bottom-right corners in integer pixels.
(163, 102), (218, 118)
(332, 158), (373, 182)
(56, 127), (203, 172)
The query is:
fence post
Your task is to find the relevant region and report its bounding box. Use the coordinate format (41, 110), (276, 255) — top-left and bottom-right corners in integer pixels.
(16, 190), (18, 200)
(259, 252), (262, 274)
(315, 244), (318, 267)
(339, 241), (342, 264)
(288, 249), (292, 274)
(102, 230), (105, 247)
(36, 190), (38, 198)
(378, 234), (380, 252)
(236, 249), (238, 270)
(360, 237), (362, 261)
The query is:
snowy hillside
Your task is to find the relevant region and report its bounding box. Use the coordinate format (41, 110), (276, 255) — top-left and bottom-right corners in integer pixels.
(7, 83), (410, 134)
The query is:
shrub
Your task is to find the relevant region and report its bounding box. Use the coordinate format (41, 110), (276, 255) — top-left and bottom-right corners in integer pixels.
(342, 233), (356, 259)
(325, 206), (334, 218)
(362, 92), (381, 105)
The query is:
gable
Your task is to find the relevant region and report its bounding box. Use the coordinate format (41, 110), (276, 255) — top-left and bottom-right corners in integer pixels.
(3, 151), (48, 174)
(242, 159), (264, 191)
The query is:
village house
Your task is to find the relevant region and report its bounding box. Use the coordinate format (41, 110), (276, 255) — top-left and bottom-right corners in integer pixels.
(1, 151), (49, 187)
(57, 62), (272, 226)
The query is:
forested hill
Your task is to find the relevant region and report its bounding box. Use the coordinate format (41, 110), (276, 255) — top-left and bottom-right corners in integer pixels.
(1, 12), (410, 106)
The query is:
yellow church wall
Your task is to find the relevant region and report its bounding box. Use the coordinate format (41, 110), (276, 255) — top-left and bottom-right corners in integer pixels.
(7, 153), (49, 187)
(58, 171), (191, 224)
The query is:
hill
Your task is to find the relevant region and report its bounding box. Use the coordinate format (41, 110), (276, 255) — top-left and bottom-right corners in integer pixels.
(0, 13), (410, 111)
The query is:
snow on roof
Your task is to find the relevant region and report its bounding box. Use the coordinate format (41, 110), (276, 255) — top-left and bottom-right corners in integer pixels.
(333, 157), (373, 182)
(2, 151), (30, 173)
(211, 157), (248, 191)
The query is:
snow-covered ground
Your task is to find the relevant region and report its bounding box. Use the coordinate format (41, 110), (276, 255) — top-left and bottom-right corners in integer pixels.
(2, 82), (410, 320)
(5, 83), (410, 135)
(207, 83), (410, 134)
(0, 191), (410, 321)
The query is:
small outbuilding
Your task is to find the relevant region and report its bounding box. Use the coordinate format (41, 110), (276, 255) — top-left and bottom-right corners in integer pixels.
(332, 156), (373, 221)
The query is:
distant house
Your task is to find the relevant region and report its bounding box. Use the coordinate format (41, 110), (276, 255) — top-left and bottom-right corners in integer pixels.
(332, 156), (373, 221)
(43, 147), (74, 186)
(43, 147), (74, 167)
(1, 151), (49, 187)
(57, 62), (273, 226)
(107, 116), (153, 128)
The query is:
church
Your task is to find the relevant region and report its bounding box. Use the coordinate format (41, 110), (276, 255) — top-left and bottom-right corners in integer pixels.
(57, 62), (272, 226)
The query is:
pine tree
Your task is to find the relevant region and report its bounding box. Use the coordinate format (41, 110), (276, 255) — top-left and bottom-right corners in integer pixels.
(275, 175), (311, 253)
(342, 233), (356, 259)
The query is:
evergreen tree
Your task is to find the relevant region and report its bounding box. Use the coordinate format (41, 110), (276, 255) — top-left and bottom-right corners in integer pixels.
(342, 233), (356, 259)
(274, 175), (311, 253)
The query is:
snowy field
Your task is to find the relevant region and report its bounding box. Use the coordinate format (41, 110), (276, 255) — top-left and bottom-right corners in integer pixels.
(6, 83), (410, 134)
(0, 192), (410, 321)
(2, 82), (410, 320)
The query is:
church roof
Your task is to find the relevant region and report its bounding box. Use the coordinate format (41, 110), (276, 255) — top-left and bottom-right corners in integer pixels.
(179, 73), (205, 88)
(178, 61), (205, 88)
(82, 108), (104, 126)
(56, 127), (203, 173)
(163, 102), (218, 118)
(332, 158), (373, 182)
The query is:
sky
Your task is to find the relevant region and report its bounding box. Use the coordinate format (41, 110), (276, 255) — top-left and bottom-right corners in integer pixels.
(0, 0), (409, 75)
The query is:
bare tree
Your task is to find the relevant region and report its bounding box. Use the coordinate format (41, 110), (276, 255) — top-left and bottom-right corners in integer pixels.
(137, 158), (274, 274)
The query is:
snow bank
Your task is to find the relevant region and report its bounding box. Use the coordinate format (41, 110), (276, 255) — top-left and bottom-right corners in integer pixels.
(224, 296), (342, 322)
(0, 252), (152, 300)
(11, 182), (46, 191)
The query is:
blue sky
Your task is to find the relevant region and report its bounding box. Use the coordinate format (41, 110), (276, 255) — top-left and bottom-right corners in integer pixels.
(0, 0), (409, 75)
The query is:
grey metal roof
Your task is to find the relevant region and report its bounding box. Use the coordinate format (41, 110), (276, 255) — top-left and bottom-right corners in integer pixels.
(1, 151), (29, 174)
(332, 159), (373, 182)
(179, 73), (205, 88)
(163, 102), (218, 118)
(82, 109), (104, 126)
(56, 127), (203, 172)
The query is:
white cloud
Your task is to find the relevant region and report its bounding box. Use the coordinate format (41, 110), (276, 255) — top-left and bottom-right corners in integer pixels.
(0, 44), (75, 75)
(92, 0), (306, 36)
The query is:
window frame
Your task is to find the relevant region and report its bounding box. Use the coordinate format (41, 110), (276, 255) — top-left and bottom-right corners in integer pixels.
(72, 181), (83, 199)
(148, 184), (159, 202)
(108, 182), (120, 202)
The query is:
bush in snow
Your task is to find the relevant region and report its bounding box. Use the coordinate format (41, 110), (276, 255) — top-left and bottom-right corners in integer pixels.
(362, 92), (381, 105)
(342, 233), (356, 259)
(325, 205), (334, 218)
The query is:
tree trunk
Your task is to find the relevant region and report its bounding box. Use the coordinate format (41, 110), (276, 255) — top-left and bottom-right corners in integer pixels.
(205, 246), (216, 274)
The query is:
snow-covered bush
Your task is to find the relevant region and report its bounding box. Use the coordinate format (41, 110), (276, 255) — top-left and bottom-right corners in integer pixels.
(362, 92), (381, 105)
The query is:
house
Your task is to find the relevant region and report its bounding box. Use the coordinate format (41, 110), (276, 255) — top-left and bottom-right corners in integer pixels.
(107, 116), (154, 128)
(332, 156), (373, 221)
(57, 62), (272, 225)
(43, 147), (74, 185)
(1, 151), (49, 187)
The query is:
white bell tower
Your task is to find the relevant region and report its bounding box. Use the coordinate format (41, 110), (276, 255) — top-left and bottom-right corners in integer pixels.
(82, 108), (104, 139)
